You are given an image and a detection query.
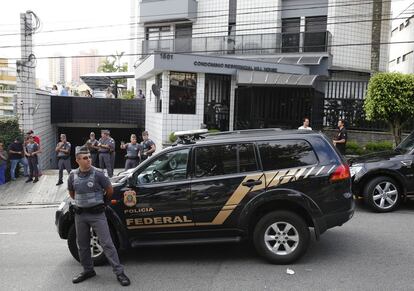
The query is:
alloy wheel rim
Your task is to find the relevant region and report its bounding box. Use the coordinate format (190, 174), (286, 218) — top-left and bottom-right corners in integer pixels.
(264, 221), (299, 256)
(372, 181), (398, 209)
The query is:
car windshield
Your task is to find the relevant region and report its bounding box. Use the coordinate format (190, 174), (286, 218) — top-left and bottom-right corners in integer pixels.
(395, 132), (414, 154)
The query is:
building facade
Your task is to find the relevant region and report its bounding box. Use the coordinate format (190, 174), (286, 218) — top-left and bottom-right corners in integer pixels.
(0, 58), (17, 117)
(71, 49), (104, 85)
(389, 13), (414, 73)
(130, 0), (391, 150)
(48, 56), (66, 85)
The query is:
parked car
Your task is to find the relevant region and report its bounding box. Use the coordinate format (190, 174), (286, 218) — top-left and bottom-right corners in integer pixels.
(55, 129), (354, 264)
(349, 132), (414, 212)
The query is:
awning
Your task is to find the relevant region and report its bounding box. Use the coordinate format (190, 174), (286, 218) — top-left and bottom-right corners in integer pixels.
(236, 70), (318, 87)
(80, 72), (135, 90)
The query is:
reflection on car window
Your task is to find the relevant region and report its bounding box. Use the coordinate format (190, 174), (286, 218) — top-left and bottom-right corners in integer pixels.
(195, 143), (258, 177)
(259, 140), (317, 171)
(396, 132), (414, 154)
(136, 148), (189, 184)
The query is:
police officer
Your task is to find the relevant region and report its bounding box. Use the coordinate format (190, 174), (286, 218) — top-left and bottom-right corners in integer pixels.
(140, 130), (156, 162)
(85, 132), (99, 167)
(108, 130), (116, 171)
(68, 146), (130, 286)
(120, 134), (141, 170)
(98, 130), (114, 177)
(56, 134), (72, 186)
(333, 119), (348, 155)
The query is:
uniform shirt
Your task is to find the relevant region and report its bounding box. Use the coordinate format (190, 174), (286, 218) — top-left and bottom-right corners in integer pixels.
(8, 142), (24, 160)
(26, 143), (39, 155)
(98, 137), (115, 153)
(335, 127), (348, 154)
(67, 167), (111, 193)
(126, 143), (141, 158)
(0, 150), (7, 166)
(86, 139), (99, 153)
(57, 142), (71, 158)
(141, 139), (155, 157)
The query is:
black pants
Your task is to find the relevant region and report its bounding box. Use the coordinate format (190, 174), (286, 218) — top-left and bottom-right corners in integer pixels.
(27, 155), (39, 178)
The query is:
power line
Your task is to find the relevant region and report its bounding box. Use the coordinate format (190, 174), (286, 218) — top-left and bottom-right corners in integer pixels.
(4, 40), (414, 61)
(0, 0), (403, 37)
(0, 14), (409, 50)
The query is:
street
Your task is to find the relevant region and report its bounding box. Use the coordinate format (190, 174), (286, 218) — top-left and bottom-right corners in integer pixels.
(1, 201), (414, 291)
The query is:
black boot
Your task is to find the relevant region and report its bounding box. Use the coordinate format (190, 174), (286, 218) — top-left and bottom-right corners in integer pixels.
(25, 178), (33, 183)
(56, 180), (63, 186)
(72, 270), (96, 284)
(117, 273), (131, 286)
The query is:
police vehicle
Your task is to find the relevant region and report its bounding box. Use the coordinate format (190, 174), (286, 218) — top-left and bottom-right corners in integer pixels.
(349, 131), (414, 212)
(55, 129), (354, 264)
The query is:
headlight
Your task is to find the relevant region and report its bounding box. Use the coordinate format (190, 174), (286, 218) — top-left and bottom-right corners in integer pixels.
(350, 165), (363, 177)
(57, 201), (66, 211)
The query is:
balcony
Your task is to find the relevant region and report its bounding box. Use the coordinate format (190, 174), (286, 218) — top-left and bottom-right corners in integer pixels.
(140, 0), (197, 23)
(51, 96), (145, 126)
(142, 31), (331, 57)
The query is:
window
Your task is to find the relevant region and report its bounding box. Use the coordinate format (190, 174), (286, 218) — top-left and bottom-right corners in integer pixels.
(169, 72), (197, 114)
(136, 148), (189, 184)
(397, 57), (401, 64)
(304, 16), (328, 52)
(399, 23), (404, 31)
(155, 73), (162, 113)
(258, 140), (318, 171)
(403, 51), (413, 62)
(282, 18), (300, 53)
(194, 143), (258, 178)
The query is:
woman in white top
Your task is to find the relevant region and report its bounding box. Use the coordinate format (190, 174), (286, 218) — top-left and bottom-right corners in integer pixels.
(298, 117), (312, 130)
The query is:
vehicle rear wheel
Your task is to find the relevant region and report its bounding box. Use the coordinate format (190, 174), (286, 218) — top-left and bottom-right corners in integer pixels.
(364, 176), (401, 212)
(253, 211), (310, 264)
(67, 224), (118, 266)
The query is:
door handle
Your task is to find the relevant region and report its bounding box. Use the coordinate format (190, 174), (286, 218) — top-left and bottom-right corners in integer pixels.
(242, 179), (262, 187)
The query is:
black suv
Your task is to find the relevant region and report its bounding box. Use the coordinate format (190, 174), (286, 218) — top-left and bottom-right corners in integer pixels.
(349, 132), (414, 212)
(55, 129), (354, 264)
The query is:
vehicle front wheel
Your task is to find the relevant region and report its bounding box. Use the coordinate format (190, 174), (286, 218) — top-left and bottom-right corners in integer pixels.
(364, 176), (401, 212)
(67, 224), (118, 266)
(253, 211), (310, 264)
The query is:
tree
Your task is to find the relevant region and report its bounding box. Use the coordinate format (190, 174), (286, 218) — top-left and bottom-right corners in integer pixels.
(364, 72), (414, 146)
(98, 51), (128, 73)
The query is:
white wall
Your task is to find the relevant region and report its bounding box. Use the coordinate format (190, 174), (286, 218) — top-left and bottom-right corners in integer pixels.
(389, 15), (414, 73)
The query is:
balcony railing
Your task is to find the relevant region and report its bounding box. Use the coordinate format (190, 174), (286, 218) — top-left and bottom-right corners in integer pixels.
(51, 96), (145, 126)
(142, 31), (331, 57)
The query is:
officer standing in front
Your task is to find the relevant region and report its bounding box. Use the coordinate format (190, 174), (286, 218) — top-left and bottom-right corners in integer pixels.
(98, 130), (114, 177)
(333, 119), (348, 155)
(140, 130), (156, 162)
(68, 146), (130, 286)
(86, 132), (99, 167)
(120, 134), (141, 170)
(56, 134), (72, 186)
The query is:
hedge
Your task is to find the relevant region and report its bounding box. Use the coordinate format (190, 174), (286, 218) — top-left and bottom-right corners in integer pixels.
(0, 118), (24, 182)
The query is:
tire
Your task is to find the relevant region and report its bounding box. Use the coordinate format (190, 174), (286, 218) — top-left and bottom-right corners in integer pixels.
(67, 224), (118, 266)
(253, 211), (310, 264)
(363, 176), (401, 212)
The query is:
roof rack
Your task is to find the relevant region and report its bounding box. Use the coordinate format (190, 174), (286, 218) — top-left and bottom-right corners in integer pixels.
(172, 129), (209, 145)
(204, 128), (282, 138)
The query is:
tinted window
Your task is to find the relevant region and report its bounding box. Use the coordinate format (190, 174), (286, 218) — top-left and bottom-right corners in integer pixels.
(259, 140), (317, 171)
(169, 72), (197, 114)
(195, 143), (258, 177)
(136, 148), (189, 184)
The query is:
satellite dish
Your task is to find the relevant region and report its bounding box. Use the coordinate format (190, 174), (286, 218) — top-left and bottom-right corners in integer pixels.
(151, 84), (160, 98)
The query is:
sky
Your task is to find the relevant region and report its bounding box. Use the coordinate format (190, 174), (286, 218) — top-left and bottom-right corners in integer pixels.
(0, 0), (132, 84)
(0, 0), (413, 84)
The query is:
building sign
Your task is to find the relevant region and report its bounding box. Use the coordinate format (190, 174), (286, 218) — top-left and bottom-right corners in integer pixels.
(194, 61), (278, 73)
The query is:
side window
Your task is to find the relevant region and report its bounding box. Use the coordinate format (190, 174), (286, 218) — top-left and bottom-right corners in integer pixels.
(136, 148), (189, 184)
(195, 143), (258, 177)
(258, 140), (317, 171)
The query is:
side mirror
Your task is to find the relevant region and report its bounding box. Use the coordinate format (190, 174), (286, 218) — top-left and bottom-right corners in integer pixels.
(127, 176), (136, 187)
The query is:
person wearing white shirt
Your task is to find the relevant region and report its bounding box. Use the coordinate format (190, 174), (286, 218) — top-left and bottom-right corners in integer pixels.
(298, 117), (312, 130)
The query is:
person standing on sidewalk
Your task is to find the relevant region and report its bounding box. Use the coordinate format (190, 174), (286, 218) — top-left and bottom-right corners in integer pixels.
(24, 136), (41, 183)
(68, 146), (130, 286)
(120, 134), (141, 170)
(86, 132), (99, 167)
(140, 131), (156, 162)
(98, 130), (114, 177)
(0, 142), (8, 185)
(56, 134), (72, 186)
(333, 119), (348, 155)
(8, 137), (28, 180)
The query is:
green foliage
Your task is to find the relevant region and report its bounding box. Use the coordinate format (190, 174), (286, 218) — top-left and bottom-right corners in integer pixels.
(0, 118), (23, 182)
(345, 141), (365, 155)
(345, 140), (393, 156)
(169, 132), (178, 143)
(365, 141), (393, 152)
(364, 72), (414, 145)
(120, 90), (136, 100)
(98, 51), (128, 73)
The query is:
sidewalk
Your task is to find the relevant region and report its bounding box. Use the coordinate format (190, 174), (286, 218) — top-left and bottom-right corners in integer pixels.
(0, 169), (123, 206)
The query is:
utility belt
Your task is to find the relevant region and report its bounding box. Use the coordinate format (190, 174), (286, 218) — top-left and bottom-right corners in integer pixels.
(99, 151), (110, 154)
(57, 155), (70, 160)
(125, 156), (139, 160)
(72, 204), (106, 215)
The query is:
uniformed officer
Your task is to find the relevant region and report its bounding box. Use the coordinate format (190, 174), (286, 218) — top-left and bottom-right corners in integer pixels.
(98, 130), (115, 177)
(120, 134), (141, 170)
(108, 130), (116, 171)
(68, 146), (130, 286)
(333, 119), (348, 155)
(56, 134), (72, 186)
(140, 130), (156, 162)
(85, 132), (99, 167)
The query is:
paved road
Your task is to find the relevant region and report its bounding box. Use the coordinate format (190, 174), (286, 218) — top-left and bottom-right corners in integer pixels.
(1, 201), (414, 291)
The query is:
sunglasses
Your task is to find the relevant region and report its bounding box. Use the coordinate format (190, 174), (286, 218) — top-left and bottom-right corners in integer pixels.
(81, 156), (91, 160)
